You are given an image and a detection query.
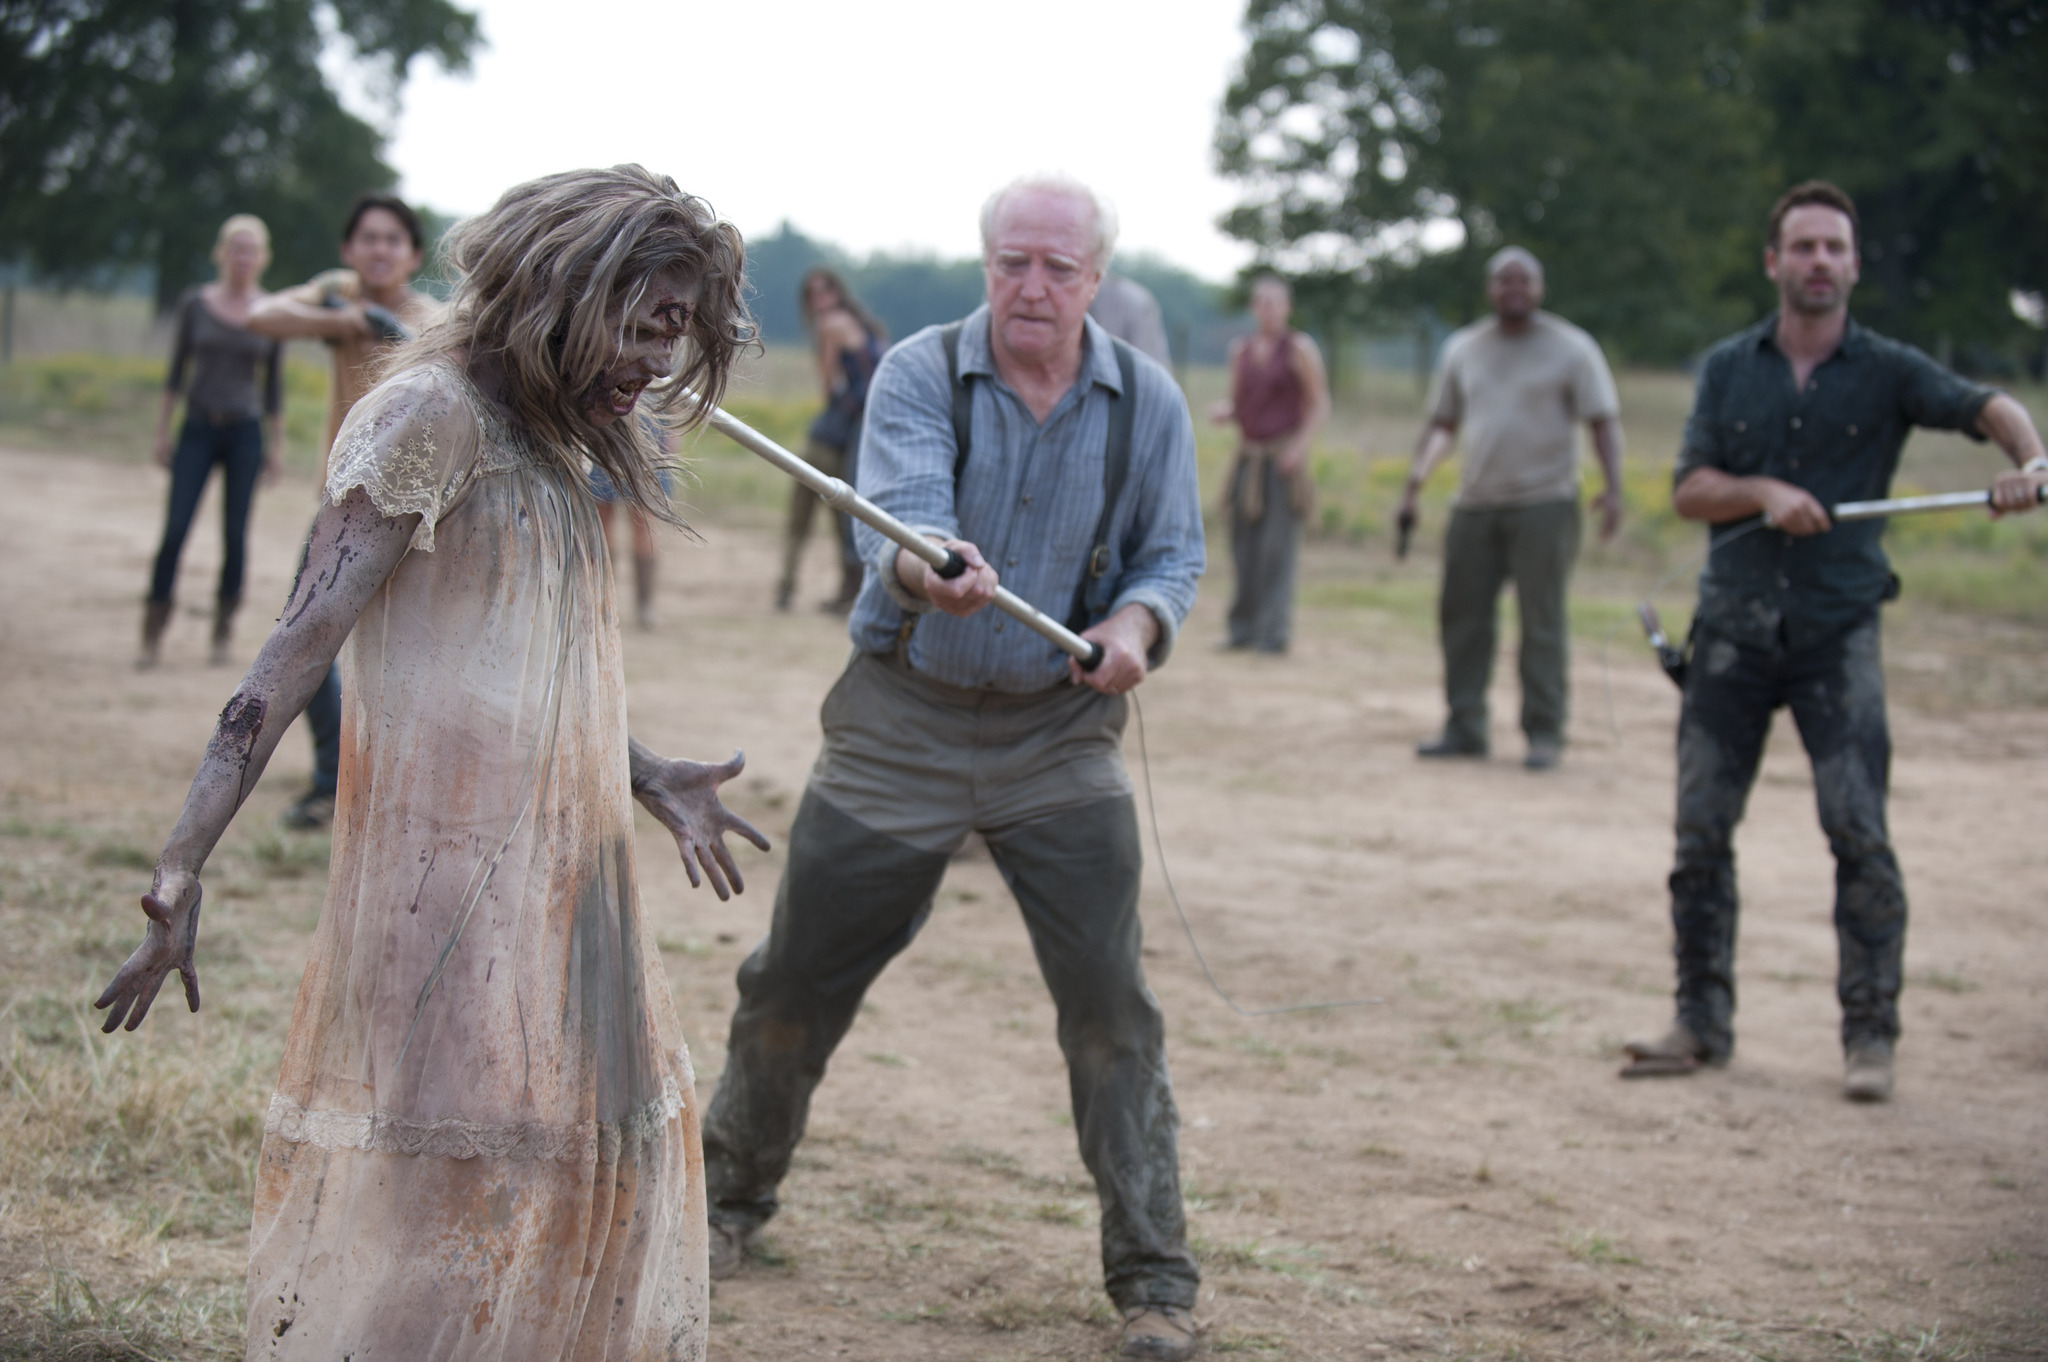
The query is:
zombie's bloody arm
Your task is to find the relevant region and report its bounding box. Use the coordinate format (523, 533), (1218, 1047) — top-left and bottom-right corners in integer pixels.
(626, 741), (771, 902)
(95, 488), (419, 1032)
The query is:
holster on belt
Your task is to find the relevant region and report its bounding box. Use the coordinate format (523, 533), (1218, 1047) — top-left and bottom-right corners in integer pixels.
(1222, 437), (1315, 522)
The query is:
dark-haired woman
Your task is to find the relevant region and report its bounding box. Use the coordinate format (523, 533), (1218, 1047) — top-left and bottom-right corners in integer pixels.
(775, 267), (886, 612)
(98, 167), (765, 1361)
(141, 214), (282, 667)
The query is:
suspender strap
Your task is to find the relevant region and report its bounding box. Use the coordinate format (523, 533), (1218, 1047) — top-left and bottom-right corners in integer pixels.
(1069, 338), (1139, 631)
(939, 319), (1140, 634)
(940, 320), (973, 482)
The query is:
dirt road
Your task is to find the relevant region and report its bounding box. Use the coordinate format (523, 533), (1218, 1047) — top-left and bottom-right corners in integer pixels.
(1, 444), (2042, 1360)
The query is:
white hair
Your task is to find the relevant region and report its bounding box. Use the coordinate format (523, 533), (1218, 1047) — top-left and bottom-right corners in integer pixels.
(979, 173), (1120, 269)
(1486, 245), (1544, 280)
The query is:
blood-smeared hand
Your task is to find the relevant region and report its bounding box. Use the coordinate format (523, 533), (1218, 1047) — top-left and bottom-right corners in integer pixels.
(95, 868), (202, 1033)
(632, 749), (771, 901)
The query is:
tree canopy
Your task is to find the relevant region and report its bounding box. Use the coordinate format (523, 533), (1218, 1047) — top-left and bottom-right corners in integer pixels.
(1217, 0), (2047, 371)
(1, 0), (481, 310)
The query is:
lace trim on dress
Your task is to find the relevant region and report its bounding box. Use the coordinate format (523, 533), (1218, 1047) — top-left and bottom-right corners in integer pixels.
(263, 1077), (684, 1164)
(324, 410), (468, 554)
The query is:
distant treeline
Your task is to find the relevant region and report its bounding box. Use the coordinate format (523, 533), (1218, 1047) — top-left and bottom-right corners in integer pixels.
(741, 223), (1249, 367)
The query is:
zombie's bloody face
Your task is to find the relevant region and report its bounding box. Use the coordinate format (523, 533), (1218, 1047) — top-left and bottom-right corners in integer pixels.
(583, 266), (699, 427)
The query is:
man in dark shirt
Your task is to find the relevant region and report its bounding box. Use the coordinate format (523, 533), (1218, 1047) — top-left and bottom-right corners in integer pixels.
(1623, 181), (2047, 1102)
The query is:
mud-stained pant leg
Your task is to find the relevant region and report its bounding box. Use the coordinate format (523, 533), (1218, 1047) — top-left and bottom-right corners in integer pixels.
(1505, 500), (1580, 745)
(1783, 616), (1905, 1049)
(985, 797), (1198, 1312)
(1440, 507), (1507, 749)
(702, 790), (951, 1233)
(1670, 628), (1779, 1059)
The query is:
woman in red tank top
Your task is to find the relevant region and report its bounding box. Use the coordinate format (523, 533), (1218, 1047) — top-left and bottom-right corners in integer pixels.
(1211, 275), (1329, 652)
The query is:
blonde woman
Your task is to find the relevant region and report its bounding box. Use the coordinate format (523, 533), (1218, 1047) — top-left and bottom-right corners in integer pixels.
(97, 167), (765, 1360)
(142, 214), (283, 666)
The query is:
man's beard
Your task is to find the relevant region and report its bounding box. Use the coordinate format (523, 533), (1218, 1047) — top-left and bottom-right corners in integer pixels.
(1784, 276), (1847, 315)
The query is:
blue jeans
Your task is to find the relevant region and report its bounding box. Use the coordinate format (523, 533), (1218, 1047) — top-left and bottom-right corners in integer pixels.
(149, 416), (263, 605)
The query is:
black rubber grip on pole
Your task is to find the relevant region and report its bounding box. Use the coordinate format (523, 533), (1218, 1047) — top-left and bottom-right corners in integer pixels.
(936, 550), (968, 579)
(1080, 642), (1106, 672)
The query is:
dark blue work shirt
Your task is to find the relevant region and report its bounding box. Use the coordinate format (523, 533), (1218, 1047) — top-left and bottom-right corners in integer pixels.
(1675, 314), (1996, 648)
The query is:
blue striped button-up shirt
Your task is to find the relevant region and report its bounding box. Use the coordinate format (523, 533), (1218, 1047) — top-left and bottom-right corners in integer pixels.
(847, 306), (1205, 693)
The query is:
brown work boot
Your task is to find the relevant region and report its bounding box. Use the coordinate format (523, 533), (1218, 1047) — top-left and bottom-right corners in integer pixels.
(1619, 1020), (1720, 1078)
(1118, 1304), (1198, 1361)
(1844, 1039), (1894, 1103)
(138, 599), (173, 669)
(210, 596), (239, 666)
(708, 1219), (752, 1281)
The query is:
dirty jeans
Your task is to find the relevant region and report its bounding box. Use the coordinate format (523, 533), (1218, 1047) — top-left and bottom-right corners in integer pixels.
(702, 654), (1198, 1311)
(1668, 612), (1904, 1058)
(1438, 499), (1580, 749)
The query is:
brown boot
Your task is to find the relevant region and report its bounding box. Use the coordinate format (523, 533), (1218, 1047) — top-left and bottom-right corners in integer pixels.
(632, 555), (656, 631)
(139, 599), (173, 669)
(210, 596), (239, 666)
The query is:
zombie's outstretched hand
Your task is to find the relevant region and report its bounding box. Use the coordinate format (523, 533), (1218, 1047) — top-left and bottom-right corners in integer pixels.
(629, 744), (771, 901)
(95, 868), (202, 1032)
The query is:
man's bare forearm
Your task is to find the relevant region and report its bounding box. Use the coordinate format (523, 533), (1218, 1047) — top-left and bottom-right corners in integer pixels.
(1979, 394), (2047, 468)
(1590, 417), (1624, 494)
(247, 292), (365, 343)
(1406, 421), (1456, 490)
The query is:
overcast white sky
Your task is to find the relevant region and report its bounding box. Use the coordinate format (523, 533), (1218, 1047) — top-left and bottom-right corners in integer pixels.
(373, 0), (1258, 281)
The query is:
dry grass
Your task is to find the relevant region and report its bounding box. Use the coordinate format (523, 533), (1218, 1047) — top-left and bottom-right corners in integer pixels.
(0, 818), (317, 1361)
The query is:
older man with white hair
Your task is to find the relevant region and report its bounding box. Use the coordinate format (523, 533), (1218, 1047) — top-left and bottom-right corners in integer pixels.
(1400, 245), (1624, 769)
(701, 173), (1206, 1359)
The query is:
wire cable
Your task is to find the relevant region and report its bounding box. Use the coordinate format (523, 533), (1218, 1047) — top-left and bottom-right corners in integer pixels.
(1130, 691), (1383, 1017)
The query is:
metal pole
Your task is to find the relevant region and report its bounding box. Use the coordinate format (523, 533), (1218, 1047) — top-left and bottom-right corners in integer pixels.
(1831, 485), (2044, 522)
(680, 390), (1106, 670)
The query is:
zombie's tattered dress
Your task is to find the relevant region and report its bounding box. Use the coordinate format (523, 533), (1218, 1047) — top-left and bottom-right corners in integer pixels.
(247, 364), (706, 1360)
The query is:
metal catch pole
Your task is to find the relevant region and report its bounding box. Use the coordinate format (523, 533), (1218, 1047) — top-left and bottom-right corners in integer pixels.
(1832, 484), (2045, 522)
(680, 389), (1106, 671)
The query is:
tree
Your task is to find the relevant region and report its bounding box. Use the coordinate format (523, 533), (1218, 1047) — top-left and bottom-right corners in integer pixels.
(1749, 0), (2048, 371)
(1216, 0), (2047, 370)
(0, 0), (481, 310)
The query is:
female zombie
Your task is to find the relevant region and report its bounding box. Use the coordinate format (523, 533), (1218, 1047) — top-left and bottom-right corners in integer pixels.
(96, 166), (765, 1361)
(143, 214), (284, 668)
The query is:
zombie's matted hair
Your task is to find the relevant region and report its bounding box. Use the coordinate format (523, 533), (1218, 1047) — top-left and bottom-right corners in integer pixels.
(391, 165), (754, 527)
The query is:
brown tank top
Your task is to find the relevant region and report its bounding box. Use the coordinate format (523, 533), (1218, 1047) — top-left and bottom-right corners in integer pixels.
(1232, 332), (1305, 441)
